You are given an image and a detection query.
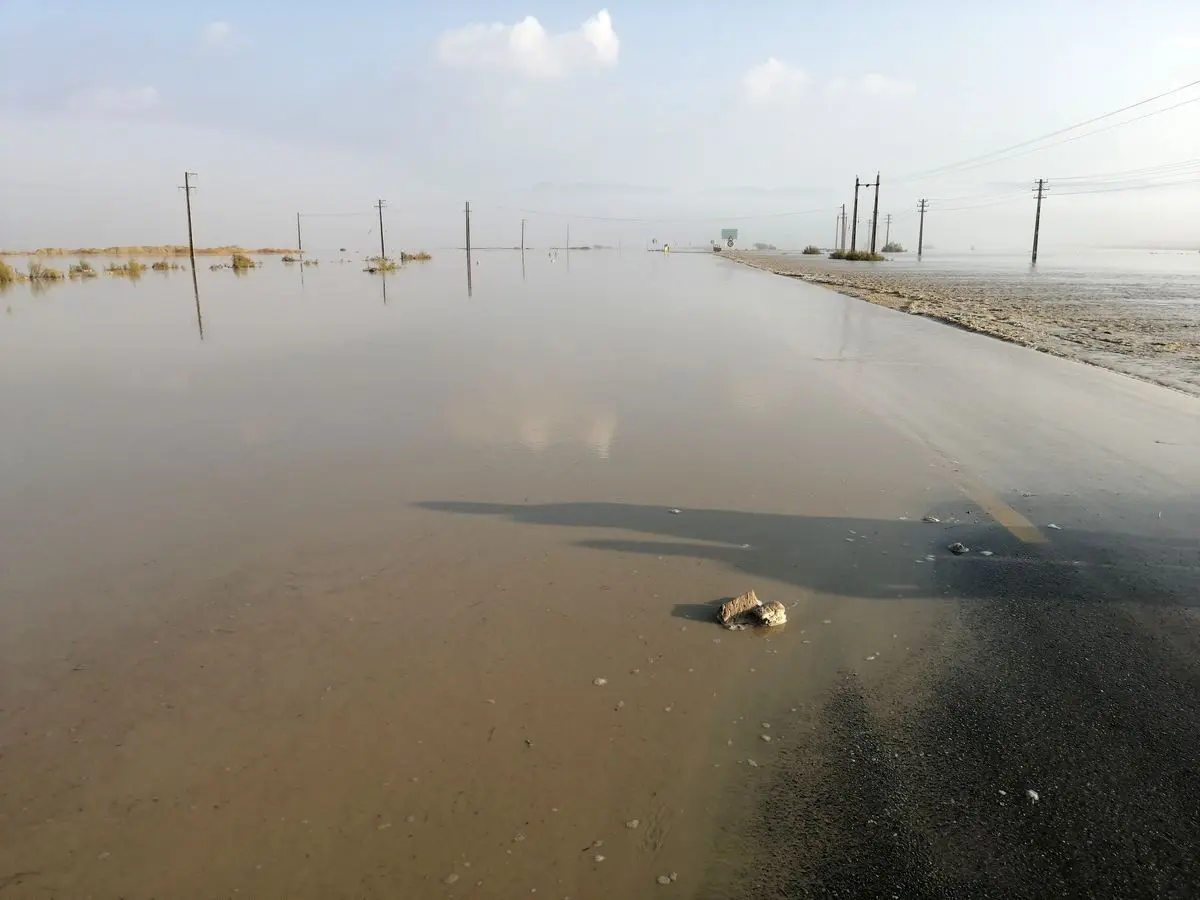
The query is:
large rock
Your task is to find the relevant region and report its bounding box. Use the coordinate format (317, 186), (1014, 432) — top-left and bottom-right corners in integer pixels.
(717, 590), (761, 626)
(755, 601), (787, 627)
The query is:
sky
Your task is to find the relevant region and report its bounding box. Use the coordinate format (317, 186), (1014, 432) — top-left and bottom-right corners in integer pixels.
(1, 0), (1199, 253)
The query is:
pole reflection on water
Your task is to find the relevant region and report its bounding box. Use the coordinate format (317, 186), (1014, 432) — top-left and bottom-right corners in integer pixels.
(466, 249), (473, 297)
(190, 263), (204, 340)
(381, 272), (388, 306)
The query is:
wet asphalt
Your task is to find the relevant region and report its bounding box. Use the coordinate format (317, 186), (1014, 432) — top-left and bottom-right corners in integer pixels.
(701, 267), (1200, 898)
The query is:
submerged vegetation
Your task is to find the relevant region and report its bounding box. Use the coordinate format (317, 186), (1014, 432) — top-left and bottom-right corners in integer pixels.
(107, 259), (147, 277)
(28, 261), (65, 281)
(230, 253), (256, 270)
(364, 255), (399, 273)
(802, 245), (822, 255)
(829, 249), (885, 262)
(282, 255), (299, 263)
(151, 259), (182, 271)
(400, 251), (432, 262)
(0, 260), (22, 285)
(882, 242), (906, 253)
(302, 259), (319, 266)
(69, 260), (98, 278)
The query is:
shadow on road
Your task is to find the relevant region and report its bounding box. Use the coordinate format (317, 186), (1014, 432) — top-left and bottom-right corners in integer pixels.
(417, 499), (1200, 608)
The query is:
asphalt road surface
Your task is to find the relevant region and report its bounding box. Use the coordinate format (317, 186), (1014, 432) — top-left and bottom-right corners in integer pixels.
(697, 258), (1200, 899)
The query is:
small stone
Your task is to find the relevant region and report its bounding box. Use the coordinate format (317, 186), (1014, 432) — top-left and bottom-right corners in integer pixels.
(761, 723), (770, 729)
(445, 873), (460, 884)
(1027, 789), (1040, 803)
(717, 590), (761, 625)
(922, 515), (940, 523)
(979, 550), (994, 556)
(948, 542), (969, 555)
(1047, 523), (1062, 530)
(760, 734), (772, 742)
(616, 700), (625, 709)
(670, 873), (678, 882)
(999, 789), (1007, 796)
(747, 759), (759, 767)
(626, 819), (640, 829)
(594, 854), (606, 863)
(668, 508), (681, 515)
(657, 875), (672, 885)
(513, 832), (526, 842)
(593, 677), (608, 687)
(755, 601), (787, 627)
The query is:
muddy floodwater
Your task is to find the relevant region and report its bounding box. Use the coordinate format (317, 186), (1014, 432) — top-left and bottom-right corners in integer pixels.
(0, 251), (1108, 897)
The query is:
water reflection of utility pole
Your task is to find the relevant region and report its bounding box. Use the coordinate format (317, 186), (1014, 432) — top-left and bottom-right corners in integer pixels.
(465, 201), (473, 296)
(193, 283), (204, 340)
(381, 273), (388, 306)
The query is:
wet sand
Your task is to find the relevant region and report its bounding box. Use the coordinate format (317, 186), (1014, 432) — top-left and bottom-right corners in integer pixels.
(3, 253), (1200, 897)
(726, 250), (1200, 396)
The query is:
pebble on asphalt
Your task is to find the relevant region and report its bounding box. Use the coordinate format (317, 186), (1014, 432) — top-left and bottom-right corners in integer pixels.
(922, 515), (941, 523)
(626, 819), (640, 829)
(657, 875), (672, 885)
(948, 542), (969, 555)
(1027, 789), (1040, 803)
(593, 678), (608, 686)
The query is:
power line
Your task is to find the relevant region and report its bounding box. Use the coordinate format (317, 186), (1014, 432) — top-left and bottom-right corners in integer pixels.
(896, 76), (1200, 182)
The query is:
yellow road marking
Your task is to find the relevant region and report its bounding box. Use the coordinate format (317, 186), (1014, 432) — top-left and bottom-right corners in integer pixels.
(956, 481), (1047, 544)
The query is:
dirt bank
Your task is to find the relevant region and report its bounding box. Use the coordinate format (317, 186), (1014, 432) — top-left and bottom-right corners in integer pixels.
(726, 251), (1200, 397)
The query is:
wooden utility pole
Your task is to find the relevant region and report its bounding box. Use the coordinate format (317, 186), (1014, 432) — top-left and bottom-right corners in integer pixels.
(180, 172), (198, 274)
(850, 178), (861, 252)
(884, 213), (892, 247)
(296, 212), (303, 263)
(869, 172), (881, 254)
(376, 199), (387, 260)
(917, 199), (928, 259)
(1031, 179), (1046, 266)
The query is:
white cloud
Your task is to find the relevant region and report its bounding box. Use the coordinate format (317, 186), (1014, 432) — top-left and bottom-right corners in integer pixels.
(437, 9), (619, 78)
(67, 85), (161, 117)
(198, 20), (246, 55)
(859, 73), (915, 99)
(742, 58), (809, 104)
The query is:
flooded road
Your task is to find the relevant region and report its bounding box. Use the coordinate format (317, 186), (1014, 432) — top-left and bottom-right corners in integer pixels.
(2, 252), (1200, 897)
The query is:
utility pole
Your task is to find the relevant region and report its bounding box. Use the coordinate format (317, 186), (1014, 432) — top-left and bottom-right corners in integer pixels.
(1031, 179), (1046, 266)
(850, 178), (861, 252)
(180, 172), (198, 274)
(376, 199), (387, 260)
(296, 212), (303, 263)
(840, 204), (847, 250)
(917, 199), (928, 259)
(870, 172), (881, 255)
(884, 213), (892, 247)
(834, 213), (840, 251)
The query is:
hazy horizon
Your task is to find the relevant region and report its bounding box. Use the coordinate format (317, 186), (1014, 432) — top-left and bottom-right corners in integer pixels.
(3, 1), (1199, 255)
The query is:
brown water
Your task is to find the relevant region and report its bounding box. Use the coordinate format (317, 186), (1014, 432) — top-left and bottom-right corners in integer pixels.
(0, 253), (964, 897)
